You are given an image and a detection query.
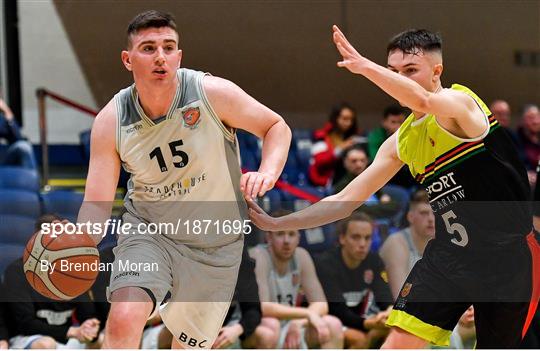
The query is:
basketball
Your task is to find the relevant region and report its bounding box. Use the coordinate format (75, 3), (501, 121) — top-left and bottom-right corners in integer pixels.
(23, 228), (100, 300)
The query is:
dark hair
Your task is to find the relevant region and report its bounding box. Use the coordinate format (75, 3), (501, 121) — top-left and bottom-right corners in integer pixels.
(35, 213), (62, 231)
(127, 10), (178, 48)
(383, 104), (408, 119)
(342, 144), (368, 160)
(387, 29), (442, 56)
(337, 212), (373, 237)
(328, 102), (358, 138)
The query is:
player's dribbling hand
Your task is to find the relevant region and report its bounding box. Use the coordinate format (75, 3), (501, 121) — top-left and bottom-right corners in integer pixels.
(332, 25), (368, 75)
(240, 171), (275, 198)
(246, 196), (278, 231)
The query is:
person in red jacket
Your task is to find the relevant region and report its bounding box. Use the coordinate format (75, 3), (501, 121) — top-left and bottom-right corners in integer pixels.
(309, 102), (364, 187)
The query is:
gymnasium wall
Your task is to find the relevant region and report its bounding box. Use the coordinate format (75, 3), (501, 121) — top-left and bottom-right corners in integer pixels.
(18, 1), (540, 143)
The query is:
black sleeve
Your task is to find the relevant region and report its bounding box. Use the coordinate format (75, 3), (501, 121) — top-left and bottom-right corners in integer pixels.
(0, 302), (8, 341)
(73, 293), (98, 326)
(3, 262), (70, 343)
(0, 113), (22, 143)
(373, 255), (394, 310)
(237, 245), (262, 340)
(314, 255), (368, 332)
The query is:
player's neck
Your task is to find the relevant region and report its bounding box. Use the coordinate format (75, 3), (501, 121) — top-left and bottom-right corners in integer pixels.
(340, 249), (362, 269)
(412, 84), (442, 119)
(410, 228), (431, 255)
(136, 79), (178, 119)
(270, 251), (291, 275)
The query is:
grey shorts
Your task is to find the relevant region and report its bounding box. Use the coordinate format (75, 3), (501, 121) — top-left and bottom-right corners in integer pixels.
(107, 223), (243, 349)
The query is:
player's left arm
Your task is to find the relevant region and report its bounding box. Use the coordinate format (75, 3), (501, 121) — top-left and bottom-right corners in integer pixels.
(297, 248), (328, 317)
(332, 25), (487, 138)
(204, 76), (291, 198)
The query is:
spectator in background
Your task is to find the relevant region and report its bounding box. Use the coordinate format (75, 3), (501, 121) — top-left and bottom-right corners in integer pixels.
(517, 104), (540, 171)
(490, 99), (527, 165)
(250, 210), (344, 349)
(213, 245), (279, 349)
(315, 212), (393, 349)
(379, 190), (435, 300)
(3, 214), (101, 349)
(367, 104), (406, 161)
(309, 102), (364, 187)
(333, 145), (369, 193)
(0, 97), (37, 170)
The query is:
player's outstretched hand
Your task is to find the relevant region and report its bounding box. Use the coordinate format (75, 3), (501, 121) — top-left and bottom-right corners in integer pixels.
(240, 171), (275, 198)
(332, 25), (368, 74)
(246, 196), (278, 231)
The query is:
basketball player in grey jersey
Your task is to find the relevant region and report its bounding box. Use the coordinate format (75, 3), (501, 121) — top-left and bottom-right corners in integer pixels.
(76, 11), (290, 349)
(249, 212), (344, 349)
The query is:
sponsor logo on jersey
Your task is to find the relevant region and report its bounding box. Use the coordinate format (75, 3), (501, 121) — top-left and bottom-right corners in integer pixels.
(182, 107), (201, 129)
(429, 137), (435, 147)
(364, 269), (373, 284)
(400, 282), (412, 298)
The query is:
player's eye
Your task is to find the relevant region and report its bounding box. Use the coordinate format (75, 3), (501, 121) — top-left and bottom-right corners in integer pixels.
(143, 46), (154, 52)
(165, 46), (175, 51)
(406, 68), (417, 74)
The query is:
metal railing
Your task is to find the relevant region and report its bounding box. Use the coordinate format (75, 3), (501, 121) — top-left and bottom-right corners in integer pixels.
(36, 88), (98, 185)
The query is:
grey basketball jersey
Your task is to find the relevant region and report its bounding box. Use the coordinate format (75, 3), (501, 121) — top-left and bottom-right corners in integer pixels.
(114, 68), (247, 248)
(259, 245), (301, 307)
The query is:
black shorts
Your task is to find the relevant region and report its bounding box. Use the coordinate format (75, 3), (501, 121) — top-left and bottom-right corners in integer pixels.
(386, 232), (540, 348)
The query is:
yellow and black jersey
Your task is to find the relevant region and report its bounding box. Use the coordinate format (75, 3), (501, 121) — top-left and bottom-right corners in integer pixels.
(397, 84), (531, 250)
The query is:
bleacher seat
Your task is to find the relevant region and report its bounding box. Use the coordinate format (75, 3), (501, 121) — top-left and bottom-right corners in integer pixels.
(381, 184), (410, 227)
(0, 189), (41, 217)
(299, 223), (337, 254)
(41, 190), (84, 222)
(240, 148), (258, 171)
(0, 166), (40, 192)
(80, 129), (91, 162)
(0, 215), (36, 245)
(0, 244), (24, 279)
(259, 188), (283, 214)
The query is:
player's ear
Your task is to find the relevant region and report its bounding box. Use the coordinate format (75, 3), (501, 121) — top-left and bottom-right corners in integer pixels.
(177, 49), (182, 68)
(433, 63), (443, 82)
(121, 51), (132, 71)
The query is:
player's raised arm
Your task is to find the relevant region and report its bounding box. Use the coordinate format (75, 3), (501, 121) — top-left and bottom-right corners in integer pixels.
(248, 132), (403, 231)
(77, 100), (121, 244)
(332, 25), (486, 136)
(204, 76), (291, 198)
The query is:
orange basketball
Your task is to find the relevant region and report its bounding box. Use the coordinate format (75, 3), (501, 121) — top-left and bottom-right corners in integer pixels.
(23, 228), (100, 300)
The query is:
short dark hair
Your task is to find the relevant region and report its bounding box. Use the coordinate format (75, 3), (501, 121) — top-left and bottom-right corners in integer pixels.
(383, 104), (408, 119)
(337, 212), (373, 237)
(342, 144), (368, 161)
(35, 213), (62, 231)
(387, 29), (442, 56)
(127, 10), (178, 48)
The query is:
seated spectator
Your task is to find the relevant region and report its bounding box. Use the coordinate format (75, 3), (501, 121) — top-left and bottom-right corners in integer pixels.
(367, 104), (406, 161)
(490, 99), (527, 165)
(333, 145), (369, 194)
(309, 102), (364, 187)
(379, 190), (435, 299)
(0, 97), (37, 169)
(517, 104), (540, 170)
(4, 214), (101, 349)
(250, 210), (344, 348)
(314, 212), (392, 349)
(214, 245), (279, 349)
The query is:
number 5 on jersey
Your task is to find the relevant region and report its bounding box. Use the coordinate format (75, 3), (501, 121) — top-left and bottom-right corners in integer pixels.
(149, 139), (189, 172)
(441, 210), (469, 247)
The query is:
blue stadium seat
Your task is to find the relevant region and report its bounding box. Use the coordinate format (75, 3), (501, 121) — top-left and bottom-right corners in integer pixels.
(41, 190), (84, 222)
(259, 189), (283, 214)
(240, 148), (258, 171)
(0, 244), (24, 279)
(0, 166), (40, 192)
(0, 189), (41, 217)
(80, 129), (91, 162)
(0, 215), (37, 245)
(299, 223), (337, 254)
(381, 184), (411, 226)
